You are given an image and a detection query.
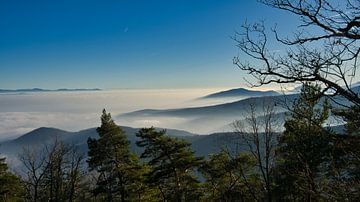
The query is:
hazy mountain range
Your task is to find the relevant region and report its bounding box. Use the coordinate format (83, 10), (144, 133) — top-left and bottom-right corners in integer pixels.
(119, 93), (295, 133)
(0, 88), (101, 93)
(0, 126), (238, 170)
(0, 124), (345, 170)
(1, 86), (354, 169)
(118, 86), (358, 133)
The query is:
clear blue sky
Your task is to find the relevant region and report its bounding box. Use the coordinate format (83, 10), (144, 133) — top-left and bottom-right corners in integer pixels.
(0, 0), (296, 89)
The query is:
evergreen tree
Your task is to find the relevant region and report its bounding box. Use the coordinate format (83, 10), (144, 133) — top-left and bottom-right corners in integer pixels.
(136, 127), (203, 202)
(200, 150), (260, 201)
(333, 105), (360, 136)
(329, 106), (360, 199)
(87, 109), (141, 202)
(275, 83), (331, 201)
(0, 156), (25, 201)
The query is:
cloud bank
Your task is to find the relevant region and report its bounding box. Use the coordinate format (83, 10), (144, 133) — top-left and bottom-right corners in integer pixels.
(0, 88), (230, 140)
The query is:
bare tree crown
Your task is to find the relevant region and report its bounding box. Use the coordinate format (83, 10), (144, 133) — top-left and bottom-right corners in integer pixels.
(234, 0), (360, 106)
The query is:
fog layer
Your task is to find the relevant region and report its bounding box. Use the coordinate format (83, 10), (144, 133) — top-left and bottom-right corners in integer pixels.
(0, 88), (235, 140)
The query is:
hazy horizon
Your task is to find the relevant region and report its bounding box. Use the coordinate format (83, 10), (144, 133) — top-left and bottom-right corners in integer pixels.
(0, 88), (241, 141)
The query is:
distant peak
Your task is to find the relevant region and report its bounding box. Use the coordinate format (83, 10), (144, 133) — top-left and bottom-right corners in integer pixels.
(13, 127), (70, 144)
(202, 87), (279, 99)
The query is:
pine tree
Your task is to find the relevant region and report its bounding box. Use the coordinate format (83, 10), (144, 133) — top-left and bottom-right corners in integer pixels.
(275, 83), (331, 201)
(87, 109), (140, 202)
(330, 106), (360, 199)
(0, 156), (25, 201)
(200, 150), (260, 201)
(136, 127), (203, 202)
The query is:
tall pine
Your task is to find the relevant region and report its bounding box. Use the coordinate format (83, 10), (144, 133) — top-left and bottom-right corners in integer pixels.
(275, 83), (331, 201)
(0, 156), (25, 201)
(87, 109), (140, 202)
(200, 150), (260, 201)
(136, 127), (203, 202)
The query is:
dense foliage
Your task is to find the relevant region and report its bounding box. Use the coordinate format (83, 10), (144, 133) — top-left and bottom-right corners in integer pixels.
(87, 109), (143, 201)
(0, 156), (25, 201)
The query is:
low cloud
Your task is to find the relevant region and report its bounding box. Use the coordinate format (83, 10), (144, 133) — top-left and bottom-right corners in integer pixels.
(0, 88), (229, 140)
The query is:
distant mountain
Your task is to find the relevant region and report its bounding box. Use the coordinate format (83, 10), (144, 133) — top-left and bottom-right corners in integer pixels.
(0, 88), (101, 93)
(0, 122), (347, 170)
(0, 126), (242, 171)
(119, 85), (359, 134)
(0, 126), (199, 165)
(118, 93), (295, 134)
(13, 127), (71, 145)
(121, 95), (284, 118)
(202, 88), (280, 99)
(134, 86), (359, 120)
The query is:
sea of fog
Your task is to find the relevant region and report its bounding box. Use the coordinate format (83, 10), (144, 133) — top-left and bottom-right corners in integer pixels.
(0, 88), (245, 141)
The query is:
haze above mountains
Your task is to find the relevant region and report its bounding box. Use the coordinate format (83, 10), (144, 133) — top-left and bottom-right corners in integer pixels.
(0, 87), (284, 140)
(0, 86), (353, 142)
(1, 86), (354, 169)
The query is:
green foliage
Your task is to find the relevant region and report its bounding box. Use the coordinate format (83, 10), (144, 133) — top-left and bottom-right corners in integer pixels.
(87, 109), (143, 201)
(328, 105), (360, 199)
(136, 127), (203, 202)
(200, 150), (261, 201)
(0, 157), (25, 202)
(333, 105), (360, 136)
(275, 83), (331, 201)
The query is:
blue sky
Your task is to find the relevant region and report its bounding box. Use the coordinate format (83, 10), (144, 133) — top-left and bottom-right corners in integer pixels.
(0, 0), (296, 89)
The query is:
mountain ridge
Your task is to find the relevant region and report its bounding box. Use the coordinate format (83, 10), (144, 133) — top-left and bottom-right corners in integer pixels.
(0, 88), (101, 93)
(202, 87), (280, 99)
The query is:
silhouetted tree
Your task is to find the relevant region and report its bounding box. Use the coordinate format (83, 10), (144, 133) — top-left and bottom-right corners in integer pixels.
(275, 83), (331, 201)
(0, 155), (25, 201)
(136, 127), (203, 202)
(87, 109), (141, 202)
(20, 146), (47, 202)
(233, 103), (278, 201)
(200, 150), (260, 201)
(44, 140), (85, 202)
(234, 0), (360, 106)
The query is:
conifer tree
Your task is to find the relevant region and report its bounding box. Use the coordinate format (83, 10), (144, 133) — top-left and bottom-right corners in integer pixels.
(200, 150), (260, 201)
(0, 156), (25, 201)
(136, 127), (203, 202)
(87, 109), (140, 202)
(275, 83), (331, 201)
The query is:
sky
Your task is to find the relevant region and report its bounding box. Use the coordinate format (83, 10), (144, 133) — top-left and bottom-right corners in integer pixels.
(0, 0), (297, 89)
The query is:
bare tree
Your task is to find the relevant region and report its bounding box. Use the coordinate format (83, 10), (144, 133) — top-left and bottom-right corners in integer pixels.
(66, 144), (85, 202)
(233, 103), (279, 202)
(20, 139), (85, 202)
(234, 0), (360, 106)
(20, 147), (47, 202)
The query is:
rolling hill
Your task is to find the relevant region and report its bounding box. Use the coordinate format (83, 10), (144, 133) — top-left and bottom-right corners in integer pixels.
(118, 93), (296, 133)
(202, 88), (280, 99)
(118, 86), (359, 134)
(0, 126), (238, 170)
